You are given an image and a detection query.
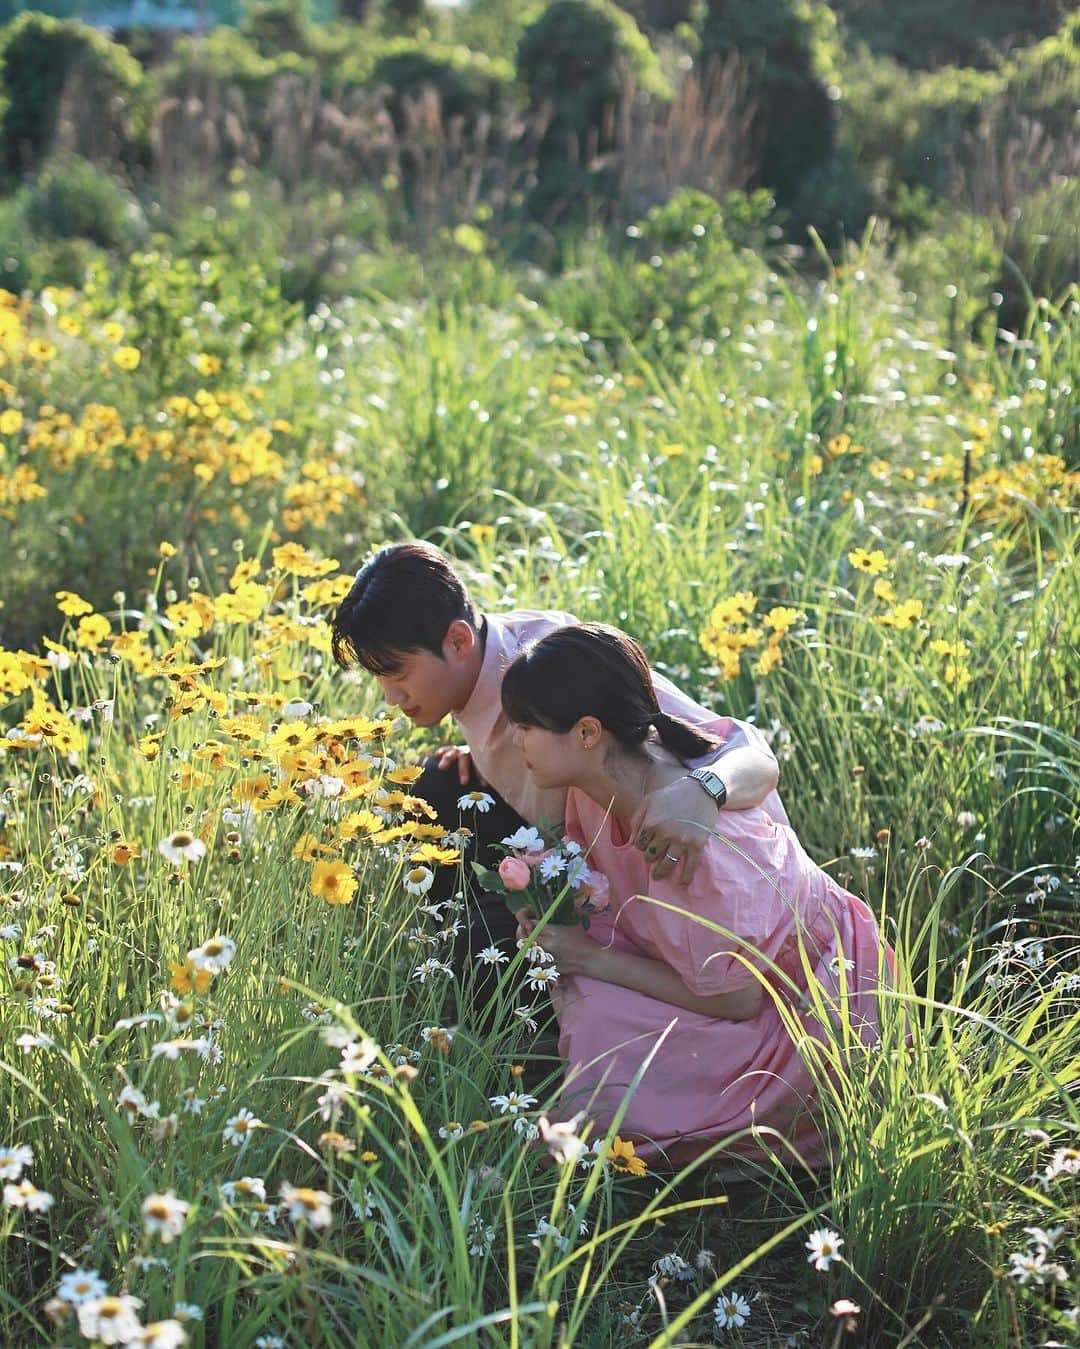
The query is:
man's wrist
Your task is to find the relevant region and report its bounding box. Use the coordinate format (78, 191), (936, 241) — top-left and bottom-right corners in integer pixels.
(686, 767), (728, 810)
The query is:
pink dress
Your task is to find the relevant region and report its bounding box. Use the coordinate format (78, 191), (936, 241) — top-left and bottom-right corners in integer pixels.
(555, 790), (892, 1169)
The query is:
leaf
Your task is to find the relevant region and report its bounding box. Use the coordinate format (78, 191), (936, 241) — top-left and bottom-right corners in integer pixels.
(471, 861), (507, 893)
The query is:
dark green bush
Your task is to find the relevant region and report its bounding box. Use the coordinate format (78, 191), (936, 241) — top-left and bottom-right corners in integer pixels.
(999, 176), (1080, 329)
(0, 13), (144, 176)
(370, 40), (516, 127)
(827, 0), (1069, 70)
(700, 0), (839, 201)
(517, 0), (668, 217)
(23, 154), (145, 252)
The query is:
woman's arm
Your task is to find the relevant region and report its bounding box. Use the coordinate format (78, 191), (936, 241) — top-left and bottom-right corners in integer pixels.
(518, 913), (762, 1021)
(589, 943), (762, 1021)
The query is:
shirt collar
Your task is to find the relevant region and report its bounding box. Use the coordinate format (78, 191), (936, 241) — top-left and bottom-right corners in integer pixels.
(456, 613), (511, 742)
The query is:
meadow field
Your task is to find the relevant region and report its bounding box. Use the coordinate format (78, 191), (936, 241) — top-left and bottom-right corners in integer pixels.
(0, 197), (1078, 1348)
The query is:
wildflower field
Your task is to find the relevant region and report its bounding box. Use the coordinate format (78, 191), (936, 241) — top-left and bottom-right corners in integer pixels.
(0, 215), (1078, 1348)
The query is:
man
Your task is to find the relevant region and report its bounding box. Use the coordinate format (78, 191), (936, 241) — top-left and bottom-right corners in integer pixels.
(331, 541), (783, 1017)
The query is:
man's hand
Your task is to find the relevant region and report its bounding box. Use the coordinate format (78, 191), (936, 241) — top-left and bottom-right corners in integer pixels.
(629, 777), (716, 885)
(434, 744), (485, 788)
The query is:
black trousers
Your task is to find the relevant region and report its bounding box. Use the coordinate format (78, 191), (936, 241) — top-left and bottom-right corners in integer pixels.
(410, 757), (529, 1021)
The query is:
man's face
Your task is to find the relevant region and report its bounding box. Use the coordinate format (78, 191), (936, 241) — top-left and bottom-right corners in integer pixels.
(374, 648), (465, 727)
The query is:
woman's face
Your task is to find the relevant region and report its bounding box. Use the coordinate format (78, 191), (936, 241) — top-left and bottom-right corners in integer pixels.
(512, 721), (586, 790)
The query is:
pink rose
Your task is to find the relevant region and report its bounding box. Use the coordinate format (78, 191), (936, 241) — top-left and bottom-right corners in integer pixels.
(499, 856), (532, 891)
(580, 869), (610, 907)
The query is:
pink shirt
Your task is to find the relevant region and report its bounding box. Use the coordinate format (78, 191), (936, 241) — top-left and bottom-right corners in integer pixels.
(454, 609), (786, 828)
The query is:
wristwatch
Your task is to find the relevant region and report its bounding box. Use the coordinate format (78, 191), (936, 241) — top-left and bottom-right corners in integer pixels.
(688, 767), (728, 808)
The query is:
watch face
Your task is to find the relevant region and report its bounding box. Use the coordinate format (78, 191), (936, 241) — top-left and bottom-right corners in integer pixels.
(693, 769), (725, 797)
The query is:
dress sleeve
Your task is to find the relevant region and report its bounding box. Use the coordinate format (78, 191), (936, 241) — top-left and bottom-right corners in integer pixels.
(625, 812), (807, 997)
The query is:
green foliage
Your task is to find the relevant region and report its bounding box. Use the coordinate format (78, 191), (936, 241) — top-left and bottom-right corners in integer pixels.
(0, 12), (144, 176)
(827, 0), (1070, 70)
(517, 0), (668, 216)
(155, 24), (317, 103)
(543, 187), (774, 355)
(370, 39), (516, 126)
(23, 154), (146, 252)
(699, 0), (840, 200)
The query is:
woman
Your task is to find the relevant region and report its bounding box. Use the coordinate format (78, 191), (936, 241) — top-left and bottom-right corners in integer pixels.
(501, 623), (892, 1169)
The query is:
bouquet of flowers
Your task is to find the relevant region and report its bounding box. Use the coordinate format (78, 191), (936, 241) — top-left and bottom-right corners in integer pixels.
(472, 825), (610, 928)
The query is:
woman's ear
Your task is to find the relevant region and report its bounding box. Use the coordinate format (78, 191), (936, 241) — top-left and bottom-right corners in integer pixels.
(575, 715), (603, 749)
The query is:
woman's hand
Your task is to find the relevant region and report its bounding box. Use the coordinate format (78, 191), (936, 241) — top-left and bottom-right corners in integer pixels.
(514, 909), (598, 977)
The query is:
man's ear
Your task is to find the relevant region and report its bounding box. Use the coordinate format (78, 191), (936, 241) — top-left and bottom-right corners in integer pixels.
(443, 619), (475, 661)
(575, 715), (603, 749)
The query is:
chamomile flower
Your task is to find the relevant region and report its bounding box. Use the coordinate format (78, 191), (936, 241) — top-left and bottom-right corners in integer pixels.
(77, 1294), (144, 1345)
(468, 1217), (495, 1256)
(714, 1290), (751, 1330)
(411, 958), (452, 983)
(806, 1227), (844, 1271)
(280, 1181), (333, 1230)
(223, 1108), (261, 1146)
(404, 866), (434, 896)
(141, 1192), (190, 1244)
(221, 1177), (267, 1202)
(477, 945), (508, 965)
(538, 853), (567, 880)
(489, 1091), (537, 1116)
(438, 1122), (464, 1140)
(458, 791), (495, 812)
(140, 1320), (189, 1348)
(3, 1180), (54, 1212)
(340, 1038), (379, 1074)
(0, 1143), (33, 1180)
(526, 965), (560, 992)
(158, 831), (207, 865)
(188, 935), (236, 974)
(57, 1268), (107, 1306)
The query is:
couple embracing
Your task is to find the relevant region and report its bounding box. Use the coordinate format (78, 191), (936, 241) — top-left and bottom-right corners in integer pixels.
(332, 542), (891, 1169)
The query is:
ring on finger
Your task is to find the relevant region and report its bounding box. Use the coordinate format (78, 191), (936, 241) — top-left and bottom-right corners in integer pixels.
(664, 852), (679, 863)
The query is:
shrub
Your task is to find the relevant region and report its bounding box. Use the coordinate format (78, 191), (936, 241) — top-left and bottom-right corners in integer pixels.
(827, 0), (1070, 70)
(370, 40), (516, 129)
(23, 154), (145, 252)
(154, 26), (316, 105)
(699, 0), (840, 201)
(0, 13), (144, 176)
(517, 0), (669, 217)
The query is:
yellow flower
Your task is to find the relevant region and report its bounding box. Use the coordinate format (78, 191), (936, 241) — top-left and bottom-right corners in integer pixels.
(763, 606), (799, 634)
(101, 321), (125, 344)
(848, 547), (888, 576)
(385, 765), (424, 786)
(271, 542), (338, 578)
(113, 346), (141, 371)
(826, 432), (851, 457)
(467, 523), (496, 545)
(872, 578), (896, 604)
(0, 408), (23, 435)
(159, 541), (177, 559)
(337, 811), (383, 842)
(28, 339), (57, 362)
(56, 590), (93, 617)
(194, 353), (221, 377)
(170, 957), (215, 996)
(311, 859), (358, 906)
(658, 442), (686, 458)
(112, 840), (141, 865)
(292, 834), (323, 862)
(873, 598), (924, 630)
(608, 1136), (647, 1177)
(410, 843), (461, 867)
(944, 662), (972, 688)
(75, 613), (112, 650)
(708, 592), (757, 627)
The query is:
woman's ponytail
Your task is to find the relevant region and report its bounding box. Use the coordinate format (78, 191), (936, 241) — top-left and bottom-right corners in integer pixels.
(650, 710), (721, 762)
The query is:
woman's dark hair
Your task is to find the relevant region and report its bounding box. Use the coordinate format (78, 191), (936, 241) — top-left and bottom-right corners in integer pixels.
(502, 623), (722, 762)
(331, 541), (479, 674)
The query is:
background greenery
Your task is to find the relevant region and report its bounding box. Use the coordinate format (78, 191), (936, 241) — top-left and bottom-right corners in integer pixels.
(0, 1), (1077, 1346)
